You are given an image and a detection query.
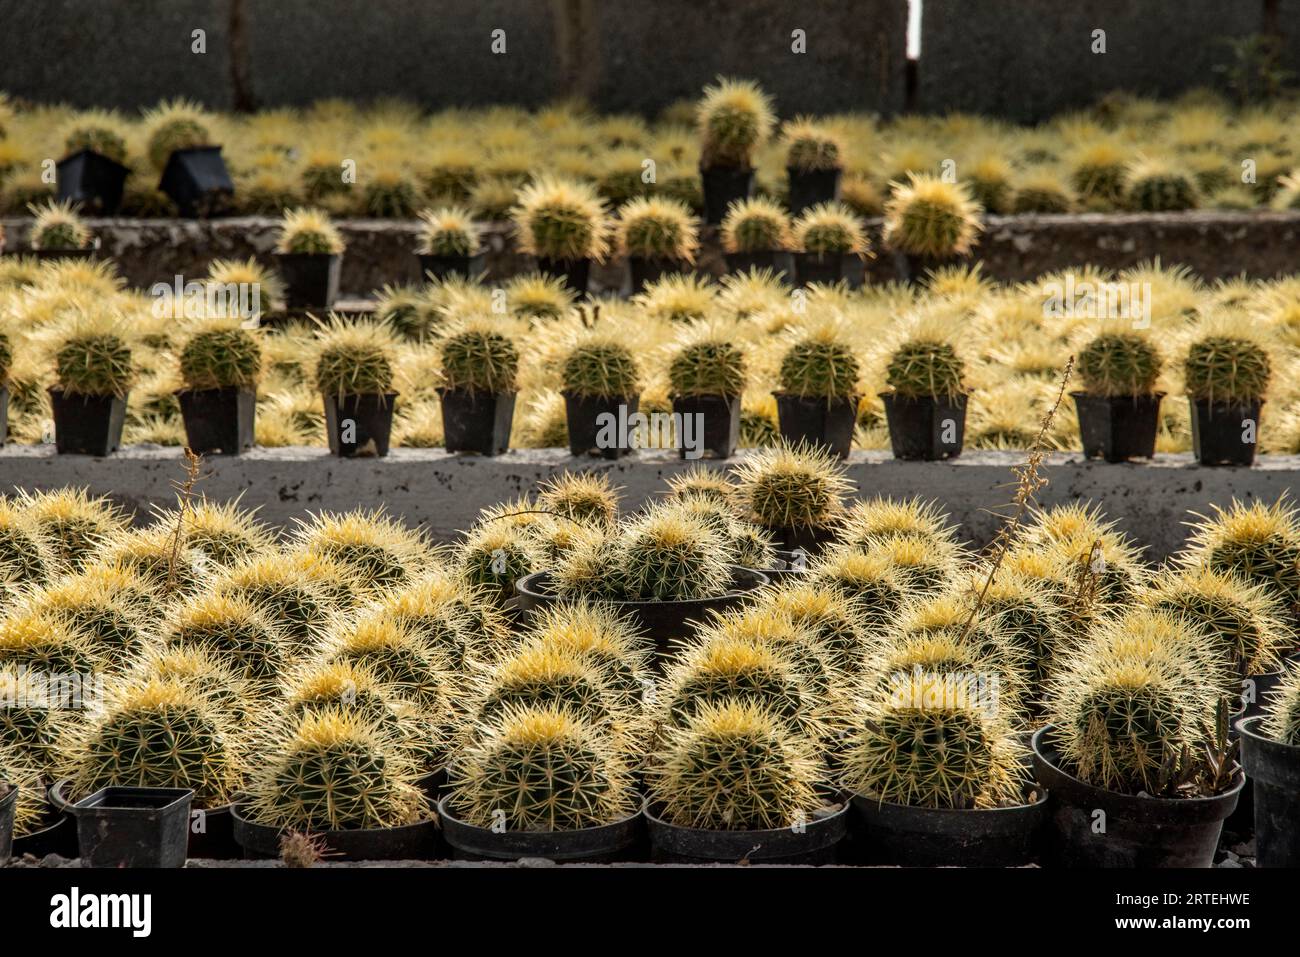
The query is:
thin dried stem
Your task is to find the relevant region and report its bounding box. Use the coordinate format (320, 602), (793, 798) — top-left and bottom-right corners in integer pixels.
(165, 447), (204, 594)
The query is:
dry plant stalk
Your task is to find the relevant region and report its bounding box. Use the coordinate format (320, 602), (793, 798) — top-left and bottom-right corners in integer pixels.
(165, 447), (204, 594)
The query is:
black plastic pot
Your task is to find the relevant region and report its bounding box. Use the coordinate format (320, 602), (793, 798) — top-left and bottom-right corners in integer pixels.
(773, 392), (858, 459)
(177, 387), (256, 455)
(438, 388), (516, 456)
(1242, 669), (1285, 722)
(1031, 726), (1243, 868)
(48, 388), (127, 456)
(159, 145), (234, 218)
(786, 167), (842, 216)
(437, 796), (643, 863)
(0, 386), (9, 447)
(792, 251), (852, 287)
(1237, 716), (1300, 868)
(536, 257), (590, 295)
(881, 392), (968, 461)
(562, 391), (639, 459)
(645, 800), (848, 864)
(57, 149), (130, 215)
(849, 789), (1047, 867)
(515, 566), (768, 665)
(323, 392), (398, 458)
(186, 804), (241, 860)
(893, 251), (961, 284)
(276, 252), (340, 311)
(763, 524), (839, 557)
(1190, 398), (1262, 466)
(231, 803), (443, 862)
(628, 256), (682, 294)
(418, 252), (486, 283)
(1073, 392), (1163, 462)
(52, 781), (194, 868)
(701, 165), (755, 225)
(724, 250), (794, 280)
(672, 393), (741, 459)
(0, 783), (15, 865)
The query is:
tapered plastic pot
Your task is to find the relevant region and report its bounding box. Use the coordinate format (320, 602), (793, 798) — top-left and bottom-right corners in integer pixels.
(50, 781), (194, 868)
(1073, 392), (1163, 462)
(437, 795), (643, 862)
(57, 149), (130, 215)
(628, 256), (682, 294)
(849, 788), (1047, 866)
(438, 388), (516, 456)
(1190, 398), (1262, 466)
(275, 252), (340, 311)
(881, 392), (968, 461)
(562, 391), (639, 459)
(0, 783), (15, 864)
(231, 803), (444, 862)
(773, 392), (858, 459)
(672, 393), (740, 459)
(159, 145), (234, 218)
(536, 257), (590, 295)
(792, 252), (851, 287)
(177, 387), (256, 455)
(1031, 725), (1243, 868)
(48, 388), (127, 456)
(701, 165), (755, 225)
(418, 252), (486, 283)
(324, 392), (398, 458)
(724, 250), (794, 280)
(1238, 716), (1300, 868)
(645, 800), (848, 864)
(786, 167), (842, 216)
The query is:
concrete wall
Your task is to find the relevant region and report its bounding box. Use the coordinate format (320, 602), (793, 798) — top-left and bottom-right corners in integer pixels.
(0, 445), (1294, 561)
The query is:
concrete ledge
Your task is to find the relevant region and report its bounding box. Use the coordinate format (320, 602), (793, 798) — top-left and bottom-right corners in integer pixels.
(0, 445), (1294, 560)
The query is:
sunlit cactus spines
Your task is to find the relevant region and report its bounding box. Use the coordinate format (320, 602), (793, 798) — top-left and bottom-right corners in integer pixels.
(0, 666), (75, 768)
(1180, 496), (1300, 613)
(729, 440), (851, 530)
(150, 496), (275, 568)
(326, 613), (454, 720)
(882, 173), (983, 258)
(521, 600), (651, 708)
(720, 197), (792, 254)
(1078, 332), (1162, 397)
(0, 744), (47, 837)
(1124, 157), (1199, 212)
(835, 496), (957, 551)
(807, 548), (910, 628)
(28, 199), (93, 252)
(696, 76), (776, 170)
(211, 553), (338, 658)
(470, 644), (629, 735)
(16, 487), (128, 570)
(0, 610), (102, 675)
(510, 175), (612, 263)
(416, 205), (480, 258)
(753, 583), (868, 673)
(778, 327), (862, 401)
(1183, 334), (1272, 404)
(614, 503), (731, 602)
(535, 471), (621, 526)
(885, 337), (966, 400)
(0, 499), (60, 586)
(162, 590), (289, 688)
(25, 574), (149, 663)
(275, 207), (345, 256)
(1263, 668), (1300, 746)
(289, 507), (429, 591)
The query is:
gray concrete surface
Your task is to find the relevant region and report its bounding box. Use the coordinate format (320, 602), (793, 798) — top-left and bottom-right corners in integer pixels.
(0, 444), (1295, 561)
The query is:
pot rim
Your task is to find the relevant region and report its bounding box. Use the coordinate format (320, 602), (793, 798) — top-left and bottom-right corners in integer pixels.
(436, 793), (643, 839)
(849, 786), (1047, 818)
(643, 797), (849, 839)
(229, 800), (439, 839)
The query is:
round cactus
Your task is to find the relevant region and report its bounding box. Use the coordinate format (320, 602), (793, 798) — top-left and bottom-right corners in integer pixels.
(471, 645), (628, 735)
(791, 202), (869, 256)
(179, 323), (263, 392)
(416, 206), (479, 257)
(1184, 335), (1271, 404)
(836, 496), (955, 550)
(729, 440), (851, 530)
(662, 494), (776, 570)
(1262, 668), (1300, 746)
(28, 200), (93, 251)
(312, 320), (396, 398)
(439, 324), (519, 395)
(661, 635), (818, 734)
(719, 197), (792, 254)
(0, 499), (59, 585)
(807, 548), (910, 627)
(1181, 497), (1300, 613)
(536, 471), (620, 526)
(16, 487), (128, 569)
(664, 466), (736, 504)
(152, 497), (275, 568)
(0, 611), (101, 675)
(753, 583), (867, 672)
(1125, 158), (1198, 211)
(26, 576), (147, 663)
(886, 338), (966, 399)
(130, 645), (252, 723)
(275, 207), (345, 256)
(0, 666), (73, 768)
(0, 745), (46, 837)
(697, 76), (776, 169)
(616, 196), (699, 262)
(162, 591), (288, 688)
(560, 339), (640, 398)
(1078, 332), (1162, 397)
(783, 118), (843, 173)
(882, 173), (984, 258)
(326, 615), (454, 720)
(373, 571), (493, 670)
(614, 504), (731, 601)
(211, 553), (339, 657)
(778, 329), (861, 400)
(511, 176), (612, 262)
(457, 520), (541, 603)
(289, 507), (427, 591)
(669, 334), (747, 399)
(94, 526), (209, 596)
(522, 601), (651, 708)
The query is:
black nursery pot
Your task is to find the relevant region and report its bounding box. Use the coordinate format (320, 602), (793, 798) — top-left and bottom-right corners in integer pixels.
(276, 252), (341, 311)
(436, 796), (643, 863)
(185, 803), (241, 860)
(628, 256), (682, 293)
(792, 251), (851, 287)
(231, 803), (444, 862)
(724, 250), (794, 280)
(48, 388), (127, 456)
(774, 392), (858, 459)
(849, 788), (1047, 867)
(893, 251), (960, 284)
(1072, 392), (1163, 462)
(57, 783), (195, 869)
(701, 165), (755, 225)
(786, 167), (842, 216)
(177, 387), (256, 456)
(1238, 716), (1300, 868)
(1031, 726), (1243, 868)
(323, 392), (398, 458)
(562, 391), (639, 459)
(672, 393), (741, 459)
(418, 251), (486, 283)
(159, 145), (234, 218)
(437, 388), (516, 456)
(0, 783), (15, 865)
(0, 386), (9, 447)
(763, 523), (839, 557)
(645, 800), (849, 864)
(881, 391), (968, 461)
(536, 257), (591, 295)
(57, 149), (130, 215)
(1190, 398), (1262, 466)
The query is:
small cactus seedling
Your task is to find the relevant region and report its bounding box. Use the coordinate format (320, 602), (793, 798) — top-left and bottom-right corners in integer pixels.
(1183, 334), (1272, 405)
(28, 200), (93, 251)
(16, 487), (128, 569)
(1078, 332), (1161, 397)
(289, 507), (428, 590)
(616, 196), (699, 262)
(886, 337), (966, 400)
(511, 176), (612, 262)
(178, 320), (263, 392)
(536, 471), (621, 526)
(312, 319), (397, 398)
(275, 207), (345, 256)
(791, 202), (869, 256)
(560, 338), (641, 399)
(778, 325), (861, 400)
(416, 206), (479, 257)
(438, 323), (519, 394)
(882, 173), (984, 258)
(720, 197), (792, 253)
(697, 76), (776, 170)
(729, 440), (851, 529)
(783, 118), (844, 173)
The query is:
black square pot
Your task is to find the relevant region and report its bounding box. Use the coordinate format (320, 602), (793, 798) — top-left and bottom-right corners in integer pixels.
(323, 392), (398, 458)
(724, 250), (794, 281)
(792, 251), (850, 287)
(628, 256), (683, 294)
(438, 388), (516, 456)
(1190, 397), (1262, 466)
(562, 391), (639, 459)
(786, 167), (842, 216)
(418, 252), (486, 283)
(773, 393), (858, 459)
(159, 145), (234, 218)
(1072, 391), (1163, 462)
(881, 392), (968, 461)
(536, 257), (590, 295)
(700, 165), (755, 225)
(177, 387), (256, 455)
(57, 149), (130, 215)
(672, 393), (741, 459)
(70, 786), (194, 869)
(48, 388), (127, 456)
(276, 252), (341, 310)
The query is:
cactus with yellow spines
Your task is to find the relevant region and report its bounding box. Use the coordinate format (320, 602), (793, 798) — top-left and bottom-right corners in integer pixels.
(470, 645), (630, 737)
(806, 548), (910, 628)
(867, 535), (963, 596)
(15, 487), (128, 569)
(162, 591), (288, 688)
(130, 645), (252, 724)
(697, 604), (838, 698)
(1263, 668), (1300, 745)
(0, 745), (46, 837)
(457, 520), (542, 604)
(0, 610), (101, 675)
(614, 503), (731, 602)
(24, 574), (149, 663)
(728, 440), (851, 531)
(664, 466), (736, 505)
(752, 583), (867, 674)
(521, 601), (651, 709)
(1180, 497), (1300, 614)
(211, 553), (338, 657)
(0, 666), (75, 767)
(369, 570), (489, 670)
(94, 526), (210, 596)
(535, 471), (621, 526)
(150, 497), (275, 568)
(289, 507), (429, 591)
(325, 613), (455, 721)
(0, 499), (59, 585)
(660, 494), (776, 571)
(835, 496), (957, 551)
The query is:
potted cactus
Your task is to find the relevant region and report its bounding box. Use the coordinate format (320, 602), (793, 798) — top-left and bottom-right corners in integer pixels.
(437, 322), (519, 456)
(48, 316), (134, 456)
(1073, 330), (1163, 461)
(510, 176), (611, 294)
(667, 325), (746, 459)
(26, 200), (96, 261)
(416, 205), (484, 282)
(145, 100), (232, 217)
(881, 173), (983, 282)
(56, 113), (131, 215)
(1184, 331), (1271, 466)
(176, 319), (262, 455)
(314, 320), (399, 458)
(1238, 670), (1300, 867)
(729, 440), (850, 554)
(720, 197), (794, 278)
(790, 202), (868, 288)
(616, 196), (699, 293)
(275, 208), (345, 311)
(774, 326), (861, 458)
(696, 77), (775, 224)
(783, 118), (844, 215)
(559, 335), (640, 459)
(881, 335), (968, 461)
(1125, 157), (1199, 212)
